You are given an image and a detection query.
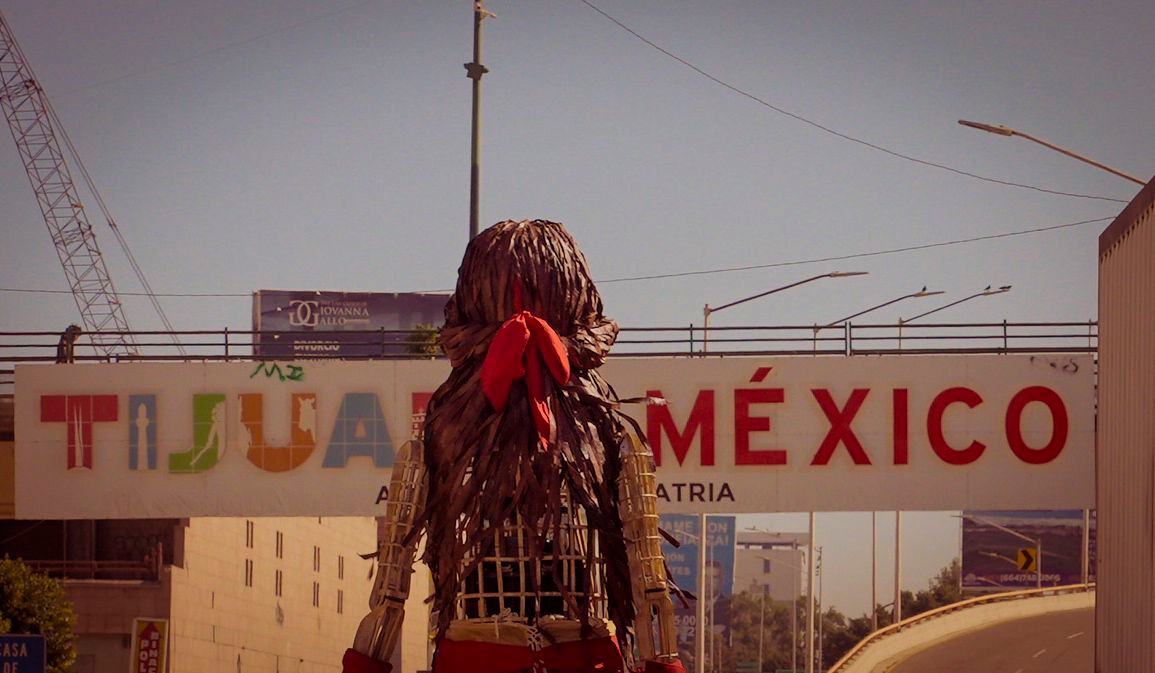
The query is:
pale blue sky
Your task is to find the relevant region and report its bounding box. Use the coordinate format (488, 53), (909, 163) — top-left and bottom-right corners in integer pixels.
(1, 0), (1149, 615)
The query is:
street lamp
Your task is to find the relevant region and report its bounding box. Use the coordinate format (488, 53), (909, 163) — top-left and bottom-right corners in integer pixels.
(702, 271), (868, 353)
(898, 285), (1011, 348)
(960, 513), (1043, 589)
(901, 285), (1011, 324)
(821, 287), (945, 328)
(958, 119), (1146, 186)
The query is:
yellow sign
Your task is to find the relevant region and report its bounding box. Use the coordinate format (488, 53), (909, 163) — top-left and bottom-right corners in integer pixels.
(1017, 547), (1038, 572)
(130, 618), (168, 673)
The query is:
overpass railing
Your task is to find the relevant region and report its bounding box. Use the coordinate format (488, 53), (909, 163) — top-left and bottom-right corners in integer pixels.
(826, 582), (1096, 673)
(0, 320), (1097, 361)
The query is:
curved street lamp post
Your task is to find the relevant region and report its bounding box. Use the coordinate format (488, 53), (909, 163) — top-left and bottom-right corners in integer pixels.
(958, 119), (1146, 186)
(702, 272), (868, 353)
(897, 285), (1012, 349)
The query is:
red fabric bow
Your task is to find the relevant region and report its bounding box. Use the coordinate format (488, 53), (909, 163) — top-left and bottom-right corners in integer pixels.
(480, 304), (571, 448)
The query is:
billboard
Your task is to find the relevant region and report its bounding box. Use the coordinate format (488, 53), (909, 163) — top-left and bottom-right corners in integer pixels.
(252, 290), (447, 358)
(660, 514), (736, 672)
(0, 635), (45, 673)
(961, 510), (1096, 590)
(129, 618), (168, 673)
(14, 354), (1094, 518)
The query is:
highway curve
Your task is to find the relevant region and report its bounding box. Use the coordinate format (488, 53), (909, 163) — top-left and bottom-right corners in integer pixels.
(890, 607), (1092, 673)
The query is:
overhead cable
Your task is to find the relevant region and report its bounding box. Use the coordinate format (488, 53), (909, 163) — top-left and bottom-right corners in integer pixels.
(599, 216), (1113, 283)
(576, 0), (1128, 205)
(0, 215), (1113, 295)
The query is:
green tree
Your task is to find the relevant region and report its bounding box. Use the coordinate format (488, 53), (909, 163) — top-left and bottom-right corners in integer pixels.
(405, 323), (440, 356)
(0, 557), (77, 673)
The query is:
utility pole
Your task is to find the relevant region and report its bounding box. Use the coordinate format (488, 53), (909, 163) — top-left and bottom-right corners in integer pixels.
(871, 512), (877, 631)
(805, 513), (815, 673)
(817, 546), (824, 672)
(894, 511), (902, 625)
(466, 1), (493, 239)
(696, 513), (706, 673)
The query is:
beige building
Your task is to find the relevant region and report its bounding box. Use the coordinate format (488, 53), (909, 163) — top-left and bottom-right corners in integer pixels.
(1097, 175), (1155, 672)
(733, 531), (807, 603)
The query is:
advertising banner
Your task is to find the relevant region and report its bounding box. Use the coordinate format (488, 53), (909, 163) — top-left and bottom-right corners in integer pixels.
(0, 635), (45, 673)
(129, 618), (168, 673)
(659, 514), (736, 672)
(961, 510), (1096, 590)
(252, 290), (447, 358)
(14, 354), (1094, 518)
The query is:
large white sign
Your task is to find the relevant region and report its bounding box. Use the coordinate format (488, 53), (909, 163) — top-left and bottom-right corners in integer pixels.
(13, 355), (1093, 518)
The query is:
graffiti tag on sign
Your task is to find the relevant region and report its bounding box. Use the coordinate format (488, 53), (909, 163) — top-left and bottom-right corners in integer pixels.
(250, 362), (305, 382)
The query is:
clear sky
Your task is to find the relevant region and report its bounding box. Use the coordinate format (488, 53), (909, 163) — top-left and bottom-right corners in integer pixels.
(1, 0), (1150, 617)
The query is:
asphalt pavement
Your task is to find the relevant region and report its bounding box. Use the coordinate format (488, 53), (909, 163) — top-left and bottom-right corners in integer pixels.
(890, 607), (1093, 673)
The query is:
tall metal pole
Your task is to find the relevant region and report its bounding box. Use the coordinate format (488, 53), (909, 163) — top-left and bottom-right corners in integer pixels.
(805, 513), (815, 673)
(1036, 540), (1043, 589)
(871, 512), (877, 631)
(707, 533), (714, 673)
(817, 546), (824, 672)
(702, 305), (710, 354)
(757, 582), (765, 673)
(696, 512), (706, 673)
(465, 1), (491, 239)
(1082, 509), (1090, 584)
(894, 511), (902, 624)
(791, 566), (797, 673)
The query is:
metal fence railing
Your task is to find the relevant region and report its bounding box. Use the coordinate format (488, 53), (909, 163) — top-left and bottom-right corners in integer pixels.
(0, 321), (1097, 391)
(827, 582), (1096, 672)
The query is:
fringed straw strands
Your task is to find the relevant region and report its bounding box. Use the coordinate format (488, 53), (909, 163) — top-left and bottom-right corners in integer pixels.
(411, 220), (636, 642)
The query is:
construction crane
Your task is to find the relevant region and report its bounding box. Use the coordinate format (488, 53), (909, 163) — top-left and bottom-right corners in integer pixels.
(0, 9), (183, 357)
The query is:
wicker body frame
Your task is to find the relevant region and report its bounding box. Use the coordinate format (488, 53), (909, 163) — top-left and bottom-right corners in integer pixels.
(455, 482), (609, 624)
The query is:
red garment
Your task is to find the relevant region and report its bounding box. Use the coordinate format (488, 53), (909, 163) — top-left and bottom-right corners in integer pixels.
(480, 306), (570, 449)
(341, 648), (393, 673)
(433, 636), (624, 673)
(639, 661), (686, 673)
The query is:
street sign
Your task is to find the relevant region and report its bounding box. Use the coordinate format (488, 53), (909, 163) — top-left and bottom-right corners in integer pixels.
(129, 618), (168, 673)
(1017, 547), (1038, 572)
(0, 634), (46, 673)
(735, 661), (758, 673)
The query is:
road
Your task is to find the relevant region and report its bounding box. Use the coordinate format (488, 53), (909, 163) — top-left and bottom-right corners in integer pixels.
(891, 607), (1093, 673)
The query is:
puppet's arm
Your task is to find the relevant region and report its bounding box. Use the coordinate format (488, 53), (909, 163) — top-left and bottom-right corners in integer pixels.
(344, 440), (427, 673)
(618, 432), (679, 664)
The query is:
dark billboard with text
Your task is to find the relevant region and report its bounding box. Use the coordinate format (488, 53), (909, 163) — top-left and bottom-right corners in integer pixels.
(253, 290), (447, 358)
(961, 510), (1095, 591)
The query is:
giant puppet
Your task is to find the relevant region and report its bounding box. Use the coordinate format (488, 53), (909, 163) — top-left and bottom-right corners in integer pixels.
(344, 220), (685, 673)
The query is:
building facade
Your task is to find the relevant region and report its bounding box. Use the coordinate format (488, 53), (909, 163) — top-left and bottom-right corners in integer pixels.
(733, 531), (807, 602)
(1097, 175), (1155, 672)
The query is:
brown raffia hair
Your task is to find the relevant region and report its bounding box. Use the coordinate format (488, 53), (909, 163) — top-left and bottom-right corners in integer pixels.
(411, 219), (635, 641)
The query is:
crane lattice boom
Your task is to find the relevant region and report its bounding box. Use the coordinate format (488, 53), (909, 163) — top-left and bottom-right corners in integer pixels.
(0, 11), (136, 356)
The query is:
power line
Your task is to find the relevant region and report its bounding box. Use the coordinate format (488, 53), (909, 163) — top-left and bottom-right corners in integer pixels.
(575, 0), (1129, 205)
(599, 216), (1113, 283)
(0, 215), (1113, 296)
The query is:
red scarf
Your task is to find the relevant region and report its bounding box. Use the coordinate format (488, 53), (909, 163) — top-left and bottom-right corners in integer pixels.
(480, 287), (571, 448)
